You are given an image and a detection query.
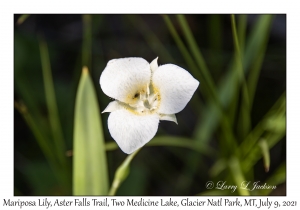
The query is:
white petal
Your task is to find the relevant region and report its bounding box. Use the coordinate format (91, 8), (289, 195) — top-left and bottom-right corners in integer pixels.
(159, 114), (178, 124)
(152, 64), (199, 114)
(108, 109), (159, 154)
(100, 57), (151, 104)
(150, 57), (159, 73)
(102, 101), (123, 113)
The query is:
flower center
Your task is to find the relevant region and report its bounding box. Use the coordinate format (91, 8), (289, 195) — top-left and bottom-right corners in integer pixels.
(129, 83), (160, 114)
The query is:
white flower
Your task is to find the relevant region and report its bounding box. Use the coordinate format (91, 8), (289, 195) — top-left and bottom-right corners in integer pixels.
(100, 57), (199, 154)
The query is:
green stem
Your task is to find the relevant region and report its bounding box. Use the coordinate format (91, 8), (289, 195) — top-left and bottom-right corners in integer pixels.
(108, 149), (141, 196)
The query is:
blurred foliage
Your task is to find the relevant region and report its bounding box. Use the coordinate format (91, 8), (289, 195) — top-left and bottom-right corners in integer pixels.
(14, 14), (286, 196)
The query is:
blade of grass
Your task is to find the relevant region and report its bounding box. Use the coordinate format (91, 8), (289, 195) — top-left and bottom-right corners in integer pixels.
(176, 15), (213, 92)
(166, 14), (237, 193)
(209, 158), (227, 177)
(176, 14), (237, 152)
(202, 15), (274, 194)
(73, 67), (109, 195)
(208, 15), (223, 74)
(258, 162), (286, 195)
(39, 36), (66, 167)
(194, 15), (273, 144)
(241, 106), (286, 173)
(105, 136), (216, 156)
(162, 15), (208, 118)
(162, 15), (200, 79)
(237, 15), (247, 61)
(14, 101), (55, 165)
(208, 15), (222, 53)
(259, 139), (270, 172)
(228, 157), (250, 195)
(247, 45), (268, 110)
(247, 17), (273, 110)
(196, 15), (274, 195)
(126, 15), (174, 62)
(244, 15), (273, 70)
(214, 15), (274, 119)
(108, 149), (140, 196)
(176, 14), (225, 112)
(162, 14), (211, 139)
(231, 14), (251, 140)
(176, 14), (222, 110)
(242, 130), (285, 174)
(227, 15), (247, 125)
(147, 136), (215, 155)
(239, 92), (285, 157)
(17, 14), (30, 25)
(14, 101), (68, 189)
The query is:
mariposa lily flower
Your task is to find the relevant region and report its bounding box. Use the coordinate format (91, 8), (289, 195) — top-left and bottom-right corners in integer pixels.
(100, 57), (199, 154)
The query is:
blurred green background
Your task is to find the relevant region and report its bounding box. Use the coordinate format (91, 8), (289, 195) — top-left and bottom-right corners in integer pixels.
(14, 14), (286, 196)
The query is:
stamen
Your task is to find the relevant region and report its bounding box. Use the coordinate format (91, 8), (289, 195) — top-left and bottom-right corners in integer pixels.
(147, 83), (150, 96)
(129, 86), (159, 114)
(150, 107), (157, 111)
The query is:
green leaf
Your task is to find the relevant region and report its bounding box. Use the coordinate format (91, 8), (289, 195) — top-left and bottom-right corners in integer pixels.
(241, 122), (285, 173)
(176, 14), (237, 154)
(254, 163), (286, 196)
(264, 163), (286, 195)
(176, 15), (212, 90)
(17, 14), (30, 25)
(209, 158), (227, 177)
(105, 136), (216, 156)
(73, 67), (109, 195)
(39, 36), (66, 167)
(14, 101), (55, 169)
(239, 92), (285, 159)
(228, 157), (250, 195)
(247, 15), (273, 110)
(162, 15), (200, 81)
(259, 139), (270, 172)
(194, 15), (274, 147)
(127, 15), (174, 62)
(231, 14), (251, 140)
(237, 14), (247, 58)
(244, 15), (273, 70)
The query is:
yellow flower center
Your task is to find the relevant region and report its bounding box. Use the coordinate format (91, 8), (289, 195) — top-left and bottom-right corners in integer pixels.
(128, 83), (160, 115)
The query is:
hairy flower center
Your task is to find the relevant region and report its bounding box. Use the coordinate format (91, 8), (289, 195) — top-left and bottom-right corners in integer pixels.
(129, 84), (159, 114)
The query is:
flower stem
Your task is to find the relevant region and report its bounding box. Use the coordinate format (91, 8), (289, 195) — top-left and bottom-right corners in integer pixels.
(108, 149), (141, 196)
